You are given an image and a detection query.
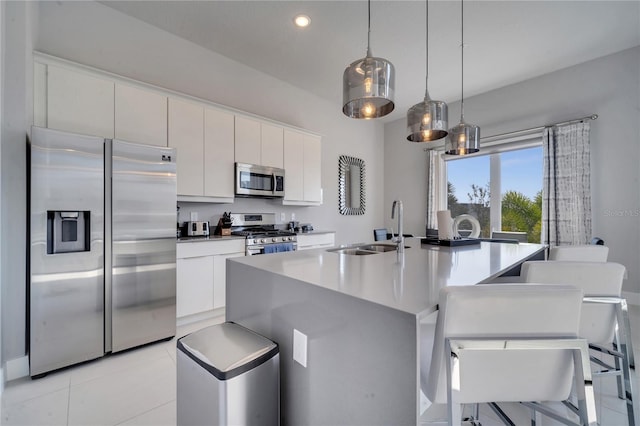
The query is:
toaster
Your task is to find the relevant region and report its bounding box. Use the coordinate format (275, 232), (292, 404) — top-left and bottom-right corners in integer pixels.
(185, 221), (210, 237)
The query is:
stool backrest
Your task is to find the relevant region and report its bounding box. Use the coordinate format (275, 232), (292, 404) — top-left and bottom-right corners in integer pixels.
(521, 261), (626, 343)
(426, 284), (583, 404)
(548, 245), (608, 261)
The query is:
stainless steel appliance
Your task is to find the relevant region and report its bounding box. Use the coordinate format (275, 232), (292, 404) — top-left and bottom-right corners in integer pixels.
(185, 221), (210, 237)
(229, 213), (296, 255)
(177, 322), (280, 425)
(29, 126), (177, 377)
(235, 163), (285, 198)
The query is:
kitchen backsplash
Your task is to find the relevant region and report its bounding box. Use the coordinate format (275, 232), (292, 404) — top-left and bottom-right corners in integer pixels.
(178, 199), (311, 227)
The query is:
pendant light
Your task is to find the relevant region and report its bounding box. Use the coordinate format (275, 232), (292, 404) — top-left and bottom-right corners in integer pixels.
(446, 0), (480, 155)
(406, 0), (448, 142)
(342, 0), (395, 119)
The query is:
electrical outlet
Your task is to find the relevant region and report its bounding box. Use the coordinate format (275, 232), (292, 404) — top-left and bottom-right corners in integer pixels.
(190, 212), (198, 221)
(280, 212), (286, 222)
(291, 213), (296, 221)
(293, 329), (307, 367)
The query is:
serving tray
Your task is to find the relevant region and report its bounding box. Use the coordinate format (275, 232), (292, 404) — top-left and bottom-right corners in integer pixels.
(421, 237), (481, 247)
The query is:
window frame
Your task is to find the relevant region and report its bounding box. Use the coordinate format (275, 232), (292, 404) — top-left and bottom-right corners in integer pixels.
(435, 129), (543, 236)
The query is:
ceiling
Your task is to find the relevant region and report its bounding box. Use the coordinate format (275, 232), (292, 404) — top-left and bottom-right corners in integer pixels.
(101, 1), (640, 122)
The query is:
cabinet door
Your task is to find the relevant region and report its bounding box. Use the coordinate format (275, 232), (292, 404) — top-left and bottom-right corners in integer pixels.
(212, 252), (245, 310)
(204, 108), (235, 198)
(261, 123), (284, 168)
(176, 256), (214, 317)
(283, 129), (305, 201)
(297, 233), (335, 250)
(303, 134), (322, 202)
(47, 65), (114, 138)
(169, 98), (204, 196)
(115, 84), (167, 146)
(234, 115), (261, 165)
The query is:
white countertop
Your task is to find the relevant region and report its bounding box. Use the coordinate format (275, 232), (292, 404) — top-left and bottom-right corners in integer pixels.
(295, 230), (335, 236)
(230, 238), (546, 317)
(177, 235), (245, 243)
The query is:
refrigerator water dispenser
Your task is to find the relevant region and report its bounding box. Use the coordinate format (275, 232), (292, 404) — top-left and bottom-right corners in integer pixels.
(47, 210), (90, 254)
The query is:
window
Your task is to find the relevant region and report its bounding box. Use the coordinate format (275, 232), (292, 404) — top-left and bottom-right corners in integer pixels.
(445, 143), (543, 242)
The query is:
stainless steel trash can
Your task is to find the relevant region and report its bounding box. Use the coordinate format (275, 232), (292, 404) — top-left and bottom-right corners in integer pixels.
(177, 322), (280, 426)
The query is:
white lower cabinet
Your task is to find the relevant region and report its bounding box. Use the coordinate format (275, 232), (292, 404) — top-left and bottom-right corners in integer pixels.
(297, 232), (335, 250)
(212, 252), (246, 309)
(176, 239), (245, 318)
(176, 256), (214, 317)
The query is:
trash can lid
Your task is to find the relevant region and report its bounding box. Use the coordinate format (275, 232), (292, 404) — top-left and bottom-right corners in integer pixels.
(177, 322), (278, 380)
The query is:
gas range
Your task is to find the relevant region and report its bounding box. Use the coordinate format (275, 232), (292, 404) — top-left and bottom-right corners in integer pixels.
(229, 213), (297, 255)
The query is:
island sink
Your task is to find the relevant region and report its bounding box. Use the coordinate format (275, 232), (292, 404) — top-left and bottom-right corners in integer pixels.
(327, 243), (405, 255)
(327, 248), (377, 256)
(359, 243), (403, 252)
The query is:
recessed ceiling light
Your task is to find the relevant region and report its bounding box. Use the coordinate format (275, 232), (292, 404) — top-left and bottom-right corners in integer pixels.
(293, 14), (311, 28)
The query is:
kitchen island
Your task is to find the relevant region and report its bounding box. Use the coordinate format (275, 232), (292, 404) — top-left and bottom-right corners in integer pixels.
(226, 238), (545, 425)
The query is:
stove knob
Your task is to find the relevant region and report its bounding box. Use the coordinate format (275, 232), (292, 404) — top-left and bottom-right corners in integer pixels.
(260, 239), (266, 243)
(272, 238), (277, 242)
(288, 237), (293, 241)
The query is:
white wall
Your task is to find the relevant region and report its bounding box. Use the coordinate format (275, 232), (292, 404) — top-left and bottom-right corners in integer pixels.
(0, 0), (4, 391)
(0, 1), (385, 367)
(385, 47), (640, 295)
(1, 1), (35, 367)
(383, 119), (430, 236)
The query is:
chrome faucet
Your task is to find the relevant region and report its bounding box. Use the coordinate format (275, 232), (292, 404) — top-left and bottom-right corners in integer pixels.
(391, 200), (404, 253)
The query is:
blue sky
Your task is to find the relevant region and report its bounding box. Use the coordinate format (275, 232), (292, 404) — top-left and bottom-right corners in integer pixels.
(447, 146), (543, 202)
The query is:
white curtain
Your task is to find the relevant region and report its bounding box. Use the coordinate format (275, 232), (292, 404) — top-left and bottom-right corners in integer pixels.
(426, 150), (445, 231)
(542, 122), (592, 246)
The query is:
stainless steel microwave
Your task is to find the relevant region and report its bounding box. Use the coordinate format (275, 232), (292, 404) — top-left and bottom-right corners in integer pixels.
(235, 163), (285, 198)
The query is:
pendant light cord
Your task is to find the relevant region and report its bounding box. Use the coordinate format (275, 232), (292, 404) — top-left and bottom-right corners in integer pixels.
(424, 0), (429, 98)
(366, 0), (372, 57)
(460, 0), (465, 120)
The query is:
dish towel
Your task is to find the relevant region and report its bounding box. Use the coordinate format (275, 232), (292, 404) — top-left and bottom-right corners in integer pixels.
(263, 245), (278, 254)
(275, 243), (294, 253)
(263, 243), (294, 254)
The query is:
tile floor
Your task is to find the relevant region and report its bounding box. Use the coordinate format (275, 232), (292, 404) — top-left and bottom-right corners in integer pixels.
(1, 315), (225, 426)
(1, 307), (639, 426)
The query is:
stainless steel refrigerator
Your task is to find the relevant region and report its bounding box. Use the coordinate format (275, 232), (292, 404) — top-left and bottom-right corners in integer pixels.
(29, 126), (177, 377)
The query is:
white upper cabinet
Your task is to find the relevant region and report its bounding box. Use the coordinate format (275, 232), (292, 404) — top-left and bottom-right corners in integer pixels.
(115, 84), (167, 146)
(260, 123), (284, 168)
(34, 55), (320, 205)
(168, 99), (235, 201)
(204, 108), (235, 199)
(303, 133), (322, 203)
(235, 116), (284, 168)
(284, 129), (322, 205)
(234, 116), (261, 165)
(46, 65), (114, 138)
(283, 129), (305, 202)
(168, 98), (204, 197)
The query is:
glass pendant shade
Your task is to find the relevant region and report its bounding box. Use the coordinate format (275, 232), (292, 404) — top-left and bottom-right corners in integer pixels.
(406, 0), (448, 142)
(343, 55), (395, 119)
(447, 0), (480, 155)
(445, 119), (480, 155)
(406, 93), (448, 142)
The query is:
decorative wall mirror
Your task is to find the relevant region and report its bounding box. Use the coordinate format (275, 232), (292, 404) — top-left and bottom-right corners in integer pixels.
(338, 155), (366, 215)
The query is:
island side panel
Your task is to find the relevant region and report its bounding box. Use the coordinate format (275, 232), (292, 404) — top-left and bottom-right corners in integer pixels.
(226, 260), (420, 426)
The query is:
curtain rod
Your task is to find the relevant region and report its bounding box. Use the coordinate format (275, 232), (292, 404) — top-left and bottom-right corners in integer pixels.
(423, 114), (598, 151)
(481, 114), (598, 142)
